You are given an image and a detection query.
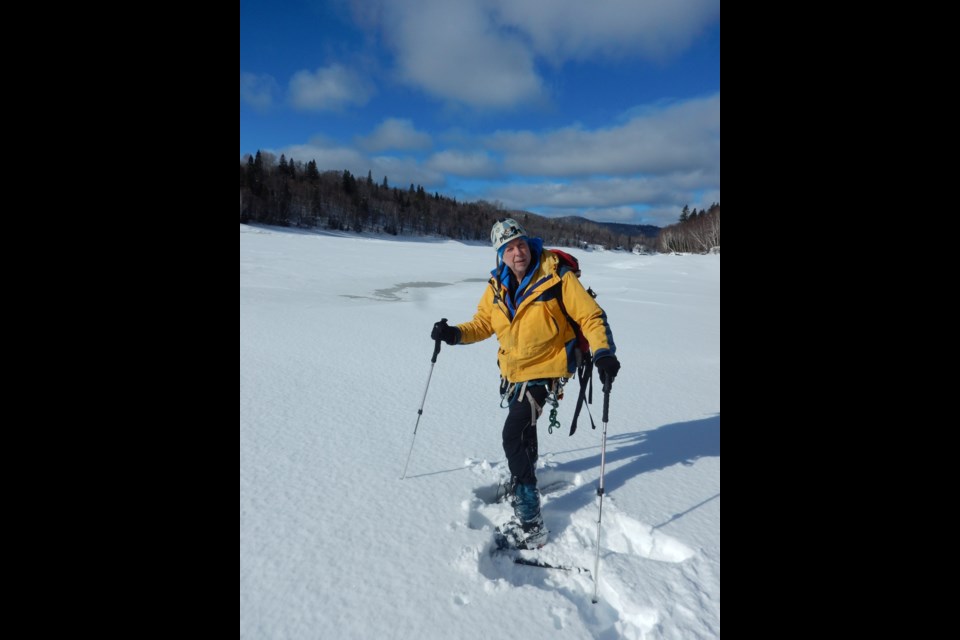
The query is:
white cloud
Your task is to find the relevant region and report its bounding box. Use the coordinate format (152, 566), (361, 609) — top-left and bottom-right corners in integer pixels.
(491, 94), (720, 177)
(357, 0), (543, 108)
(289, 64), (375, 111)
(484, 173), (718, 227)
(240, 72), (279, 112)
(488, 177), (664, 210)
(358, 119), (432, 152)
(314, 94), (720, 222)
(425, 150), (497, 177)
(491, 0), (720, 62)
(352, 0), (717, 108)
(266, 88), (717, 226)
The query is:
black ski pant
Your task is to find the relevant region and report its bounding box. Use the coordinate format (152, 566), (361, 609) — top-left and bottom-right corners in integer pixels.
(502, 384), (548, 487)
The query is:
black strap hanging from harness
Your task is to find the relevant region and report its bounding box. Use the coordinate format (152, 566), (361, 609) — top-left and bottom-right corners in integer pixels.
(568, 357), (596, 436)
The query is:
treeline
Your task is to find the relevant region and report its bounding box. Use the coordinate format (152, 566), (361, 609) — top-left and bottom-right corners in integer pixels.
(240, 150), (714, 252)
(240, 151), (496, 240)
(657, 204), (721, 253)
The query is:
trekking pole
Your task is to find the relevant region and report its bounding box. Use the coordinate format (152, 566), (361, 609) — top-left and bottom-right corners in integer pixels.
(401, 319), (446, 480)
(591, 379), (612, 604)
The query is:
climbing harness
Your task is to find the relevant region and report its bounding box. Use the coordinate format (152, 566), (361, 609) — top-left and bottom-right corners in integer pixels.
(499, 378), (567, 434)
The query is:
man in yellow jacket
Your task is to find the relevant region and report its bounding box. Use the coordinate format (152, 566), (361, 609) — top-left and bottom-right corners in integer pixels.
(431, 218), (620, 549)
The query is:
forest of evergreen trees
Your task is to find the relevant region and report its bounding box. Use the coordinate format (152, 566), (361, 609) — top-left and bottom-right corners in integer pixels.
(240, 150), (719, 253)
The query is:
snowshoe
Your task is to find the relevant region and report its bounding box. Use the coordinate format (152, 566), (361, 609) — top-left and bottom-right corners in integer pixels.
(495, 513), (549, 550)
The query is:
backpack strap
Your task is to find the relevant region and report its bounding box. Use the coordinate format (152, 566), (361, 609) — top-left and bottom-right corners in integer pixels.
(551, 273), (597, 436)
(553, 276), (581, 349)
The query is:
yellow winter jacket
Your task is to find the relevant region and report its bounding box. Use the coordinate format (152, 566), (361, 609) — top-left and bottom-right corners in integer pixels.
(457, 249), (615, 383)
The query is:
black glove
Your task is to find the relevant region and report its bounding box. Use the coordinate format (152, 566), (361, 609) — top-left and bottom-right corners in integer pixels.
(430, 319), (461, 345)
(595, 355), (620, 385)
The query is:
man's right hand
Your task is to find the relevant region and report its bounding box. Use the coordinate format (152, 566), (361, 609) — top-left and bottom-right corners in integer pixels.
(431, 319), (460, 345)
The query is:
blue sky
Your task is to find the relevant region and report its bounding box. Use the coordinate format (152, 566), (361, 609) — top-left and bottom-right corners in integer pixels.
(240, 0), (720, 227)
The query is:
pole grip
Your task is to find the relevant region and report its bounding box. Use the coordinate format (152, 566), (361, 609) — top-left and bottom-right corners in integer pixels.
(431, 318), (447, 363)
(602, 381), (610, 423)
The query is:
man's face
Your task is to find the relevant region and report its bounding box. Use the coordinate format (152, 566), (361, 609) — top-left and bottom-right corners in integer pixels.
(502, 238), (531, 279)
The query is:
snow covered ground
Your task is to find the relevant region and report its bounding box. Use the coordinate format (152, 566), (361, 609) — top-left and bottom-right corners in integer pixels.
(240, 224), (720, 639)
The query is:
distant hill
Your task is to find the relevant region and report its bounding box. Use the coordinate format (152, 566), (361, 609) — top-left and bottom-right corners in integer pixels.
(490, 210), (660, 249)
(555, 216), (660, 238)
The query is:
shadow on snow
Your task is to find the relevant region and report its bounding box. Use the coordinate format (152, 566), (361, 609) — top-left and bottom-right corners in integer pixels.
(476, 414), (720, 637)
(543, 413), (720, 537)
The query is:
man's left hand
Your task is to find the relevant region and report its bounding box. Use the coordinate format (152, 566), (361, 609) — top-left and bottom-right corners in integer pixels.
(596, 355), (621, 385)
